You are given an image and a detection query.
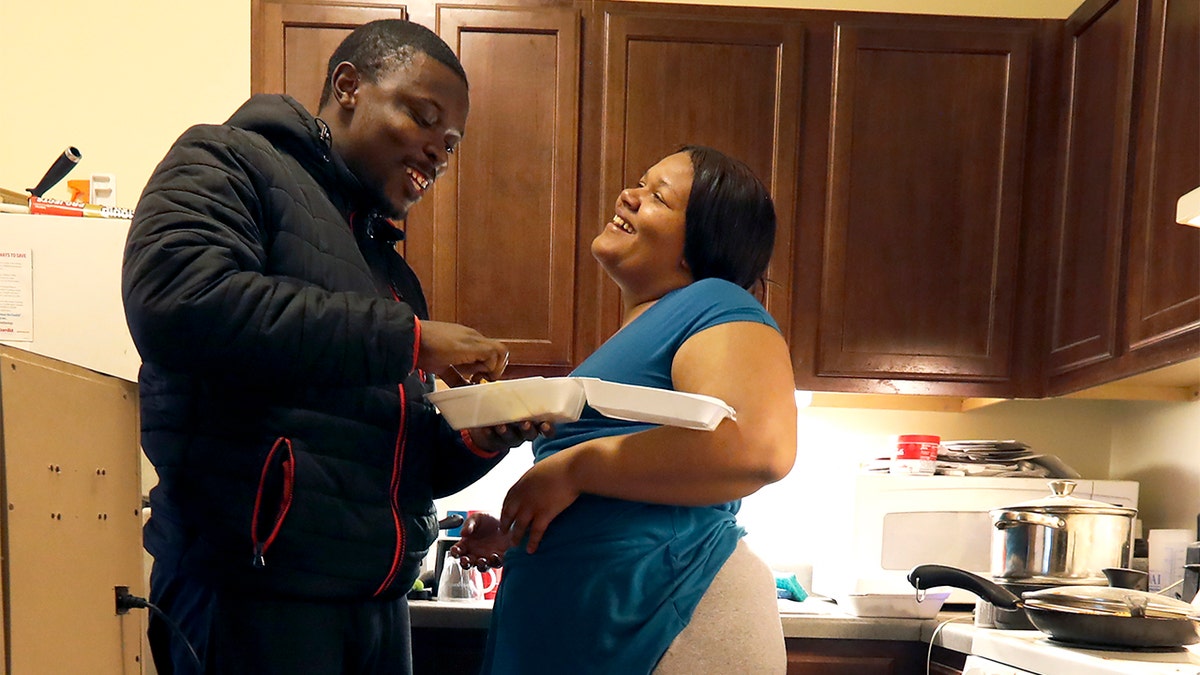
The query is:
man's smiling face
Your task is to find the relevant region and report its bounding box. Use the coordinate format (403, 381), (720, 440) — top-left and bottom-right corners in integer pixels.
(332, 50), (469, 218)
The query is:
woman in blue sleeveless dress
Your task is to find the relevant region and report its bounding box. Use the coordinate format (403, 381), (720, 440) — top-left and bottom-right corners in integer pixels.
(453, 146), (798, 674)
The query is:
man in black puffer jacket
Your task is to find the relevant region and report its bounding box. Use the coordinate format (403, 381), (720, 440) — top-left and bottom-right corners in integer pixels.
(123, 20), (545, 674)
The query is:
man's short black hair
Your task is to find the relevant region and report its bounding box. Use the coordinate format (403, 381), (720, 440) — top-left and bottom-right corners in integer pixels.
(318, 19), (468, 110)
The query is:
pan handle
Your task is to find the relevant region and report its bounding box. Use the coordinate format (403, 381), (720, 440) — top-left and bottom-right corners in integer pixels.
(908, 564), (1023, 610)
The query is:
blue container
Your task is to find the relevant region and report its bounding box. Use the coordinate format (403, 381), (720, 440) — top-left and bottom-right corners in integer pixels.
(444, 510), (468, 537)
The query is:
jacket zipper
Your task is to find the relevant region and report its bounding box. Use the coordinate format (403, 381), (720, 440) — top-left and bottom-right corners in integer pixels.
(373, 382), (409, 596)
(350, 209), (413, 596)
(251, 437), (295, 568)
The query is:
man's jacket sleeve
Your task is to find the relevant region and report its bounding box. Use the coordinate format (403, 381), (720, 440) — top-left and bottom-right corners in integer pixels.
(122, 127), (418, 387)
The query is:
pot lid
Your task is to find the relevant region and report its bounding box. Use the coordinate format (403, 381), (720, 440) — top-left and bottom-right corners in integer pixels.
(991, 480), (1137, 516)
(1021, 585), (1200, 620)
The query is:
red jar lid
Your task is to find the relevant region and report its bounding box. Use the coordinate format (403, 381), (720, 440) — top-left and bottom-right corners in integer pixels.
(898, 434), (940, 443)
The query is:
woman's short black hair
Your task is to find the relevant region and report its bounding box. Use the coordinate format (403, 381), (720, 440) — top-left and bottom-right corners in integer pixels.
(679, 145), (776, 290)
(318, 19), (468, 110)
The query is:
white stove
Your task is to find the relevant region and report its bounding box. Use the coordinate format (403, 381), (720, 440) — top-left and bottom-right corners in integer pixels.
(965, 628), (1200, 675)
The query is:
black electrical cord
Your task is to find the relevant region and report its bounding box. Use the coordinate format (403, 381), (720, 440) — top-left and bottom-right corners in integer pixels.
(116, 589), (204, 674)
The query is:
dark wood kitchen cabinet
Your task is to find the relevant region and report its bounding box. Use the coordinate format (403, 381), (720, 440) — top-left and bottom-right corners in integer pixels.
(786, 639), (965, 674)
(785, 638), (929, 674)
(801, 20), (1040, 396)
(1046, 0), (1200, 395)
(412, 625), (486, 674)
(1045, 0), (1142, 381)
(252, 1), (409, 113)
(419, 6), (585, 376)
(252, 1), (589, 376)
(251, 0), (1194, 398)
(1123, 0), (1200, 364)
(590, 4), (803, 340)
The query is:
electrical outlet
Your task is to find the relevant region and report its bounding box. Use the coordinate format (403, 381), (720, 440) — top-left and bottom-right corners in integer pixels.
(114, 585), (132, 615)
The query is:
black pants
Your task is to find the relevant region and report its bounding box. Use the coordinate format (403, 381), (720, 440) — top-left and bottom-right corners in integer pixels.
(148, 561), (413, 675)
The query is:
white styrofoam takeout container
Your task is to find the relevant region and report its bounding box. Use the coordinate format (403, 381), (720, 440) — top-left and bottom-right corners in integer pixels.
(424, 377), (586, 430)
(426, 376), (735, 431)
(576, 378), (736, 431)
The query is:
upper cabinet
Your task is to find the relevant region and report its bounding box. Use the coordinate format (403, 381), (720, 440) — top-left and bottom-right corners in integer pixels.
(418, 6), (584, 377)
(809, 21), (1035, 395)
(252, 0), (1197, 398)
(252, 1), (587, 377)
(1046, 0), (1141, 380)
(591, 4), (803, 341)
(1121, 0), (1200, 368)
(252, 2), (409, 112)
(1046, 0), (1200, 395)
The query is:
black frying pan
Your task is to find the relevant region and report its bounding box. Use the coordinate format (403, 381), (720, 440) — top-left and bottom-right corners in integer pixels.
(909, 564), (1200, 649)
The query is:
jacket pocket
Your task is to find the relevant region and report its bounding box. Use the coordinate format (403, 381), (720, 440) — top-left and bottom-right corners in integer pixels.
(251, 437), (295, 568)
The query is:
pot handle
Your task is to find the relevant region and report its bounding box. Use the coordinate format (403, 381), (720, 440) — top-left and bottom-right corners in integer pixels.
(908, 564), (1022, 610)
(993, 511), (1066, 530)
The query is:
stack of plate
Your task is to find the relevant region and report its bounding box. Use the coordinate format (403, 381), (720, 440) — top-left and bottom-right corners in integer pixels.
(941, 439), (1034, 462)
(938, 440), (1080, 478)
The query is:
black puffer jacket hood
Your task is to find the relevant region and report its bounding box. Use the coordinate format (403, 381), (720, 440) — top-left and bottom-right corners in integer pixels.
(230, 95), (395, 219)
(123, 94), (504, 601)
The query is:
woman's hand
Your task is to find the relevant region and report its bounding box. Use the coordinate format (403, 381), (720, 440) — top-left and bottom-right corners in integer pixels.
(500, 450), (580, 555)
(449, 512), (509, 570)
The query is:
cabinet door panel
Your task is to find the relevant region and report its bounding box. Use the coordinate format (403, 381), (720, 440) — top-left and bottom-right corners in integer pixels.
(415, 7), (580, 370)
(785, 638), (927, 675)
(253, 2), (408, 112)
(1047, 0), (1140, 375)
(1125, 0), (1200, 355)
(820, 24), (1031, 381)
(597, 10), (802, 342)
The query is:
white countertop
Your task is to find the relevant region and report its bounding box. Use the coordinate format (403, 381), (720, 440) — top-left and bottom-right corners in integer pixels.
(410, 596), (975, 642)
(411, 599), (1200, 674)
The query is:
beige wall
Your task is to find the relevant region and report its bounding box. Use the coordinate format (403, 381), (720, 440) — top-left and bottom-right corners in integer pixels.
(1110, 400), (1200, 533)
(440, 397), (1199, 570)
(1, 1), (249, 207)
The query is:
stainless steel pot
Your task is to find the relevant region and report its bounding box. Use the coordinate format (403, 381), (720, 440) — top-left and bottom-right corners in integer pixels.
(990, 480), (1136, 584)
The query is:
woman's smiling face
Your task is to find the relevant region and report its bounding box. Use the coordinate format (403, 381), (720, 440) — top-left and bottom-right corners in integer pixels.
(592, 152), (696, 300)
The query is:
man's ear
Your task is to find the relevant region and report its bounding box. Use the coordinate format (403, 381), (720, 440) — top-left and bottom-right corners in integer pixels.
(330, 61), (361, 110)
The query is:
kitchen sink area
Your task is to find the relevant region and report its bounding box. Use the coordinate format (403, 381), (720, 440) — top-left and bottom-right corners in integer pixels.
(408, 597), (967, 674)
